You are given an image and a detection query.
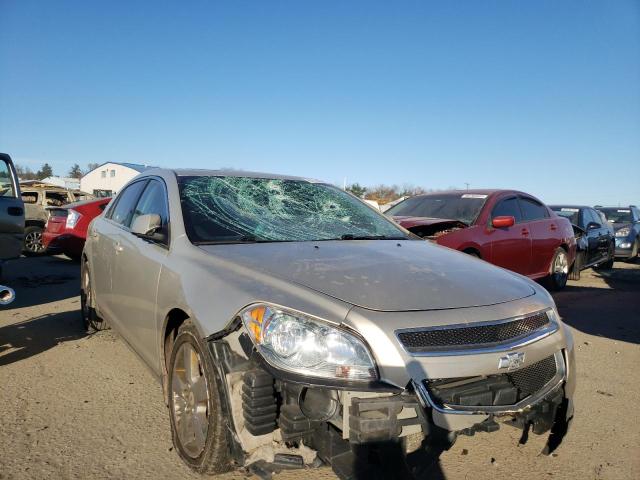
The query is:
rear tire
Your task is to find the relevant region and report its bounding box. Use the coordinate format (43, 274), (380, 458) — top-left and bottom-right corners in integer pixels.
(167, 320), (233, 474)
(568, 251), (582, 281)
(23, 225), (46, 256)
(546, 248), (569, 291)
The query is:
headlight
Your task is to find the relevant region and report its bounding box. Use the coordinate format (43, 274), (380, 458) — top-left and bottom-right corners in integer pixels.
(241, 303), (378, 382)
(615, 227), (630, 237)
(66, 209), (82, 229)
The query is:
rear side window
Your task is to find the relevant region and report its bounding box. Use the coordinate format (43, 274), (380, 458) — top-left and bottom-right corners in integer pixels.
(45, 191), (69, 207)
(130, 180), (169, 230)
(519, 197), (548, 221)
(22, 192), (39, 204)
(492, 197), (522, 223)
(107, 181), (147, 227)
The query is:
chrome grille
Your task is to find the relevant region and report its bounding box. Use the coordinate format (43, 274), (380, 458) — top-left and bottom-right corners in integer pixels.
(397, 311), (552, 353)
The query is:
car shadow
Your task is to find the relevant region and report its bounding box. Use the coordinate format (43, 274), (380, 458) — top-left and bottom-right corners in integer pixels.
(0, 255), (80, 310)
(0, 310), (86, 366)
(553, 263), (640, 345)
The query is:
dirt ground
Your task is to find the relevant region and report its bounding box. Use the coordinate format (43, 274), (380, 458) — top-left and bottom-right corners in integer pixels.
(1, 255), (639, 480)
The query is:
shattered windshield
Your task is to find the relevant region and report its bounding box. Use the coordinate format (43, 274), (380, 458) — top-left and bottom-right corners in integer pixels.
(386, 194), (487, 225)
(178, 176), (409, 243)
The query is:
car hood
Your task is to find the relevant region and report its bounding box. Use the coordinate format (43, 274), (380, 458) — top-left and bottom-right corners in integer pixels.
(392, 216), (468, 229)
(612, 222), (632, 232)
(198, 240), (535, 312)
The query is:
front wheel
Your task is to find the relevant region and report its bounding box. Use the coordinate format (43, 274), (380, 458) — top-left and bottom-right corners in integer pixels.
(168, 320), (233, 474)
(81, 261), (109, 332)
(546, 248), (569, 291)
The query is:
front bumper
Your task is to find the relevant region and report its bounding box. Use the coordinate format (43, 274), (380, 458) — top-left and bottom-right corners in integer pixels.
(614, 238), (635, 258)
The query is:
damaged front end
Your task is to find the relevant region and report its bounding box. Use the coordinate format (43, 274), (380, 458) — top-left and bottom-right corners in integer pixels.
(206, 303), (575, 480)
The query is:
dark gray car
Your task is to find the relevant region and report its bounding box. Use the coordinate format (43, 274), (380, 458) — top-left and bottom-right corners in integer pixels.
(0, 153), (24, 303)
(82, 169), (576, 479)
(597, 206), (640, 260)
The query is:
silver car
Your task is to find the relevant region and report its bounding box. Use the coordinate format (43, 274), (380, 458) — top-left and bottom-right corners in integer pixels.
(82, 169), (576, 479)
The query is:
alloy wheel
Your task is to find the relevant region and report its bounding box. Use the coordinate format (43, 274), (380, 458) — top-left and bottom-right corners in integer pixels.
(171, 343), (210, 458)
(25, 230), (45, 253)
(552, 250), (569, 284)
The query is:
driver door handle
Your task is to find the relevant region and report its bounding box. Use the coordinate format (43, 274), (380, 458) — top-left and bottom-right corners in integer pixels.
(115, 242), (123, 253)
(521, 228), (530, 236)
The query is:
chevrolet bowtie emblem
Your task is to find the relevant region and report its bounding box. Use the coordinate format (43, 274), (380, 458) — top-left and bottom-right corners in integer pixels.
(498, 352), (525, 370)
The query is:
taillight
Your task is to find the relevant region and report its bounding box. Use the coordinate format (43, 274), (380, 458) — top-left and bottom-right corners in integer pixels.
(66, 209), (82, 229)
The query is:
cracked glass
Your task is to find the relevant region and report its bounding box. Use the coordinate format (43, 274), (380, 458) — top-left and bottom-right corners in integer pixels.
(178, 176), (408, 243)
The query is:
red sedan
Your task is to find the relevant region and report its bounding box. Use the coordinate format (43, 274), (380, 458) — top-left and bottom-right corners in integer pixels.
(387, 190), (577, 290)
(43, 198), (111, 260)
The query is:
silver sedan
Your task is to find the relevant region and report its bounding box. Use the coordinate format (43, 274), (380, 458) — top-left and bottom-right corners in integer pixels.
(82, 169), (576, 479)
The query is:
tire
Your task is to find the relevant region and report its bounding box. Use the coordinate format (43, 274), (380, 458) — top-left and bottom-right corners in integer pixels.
(546, 248), (569, 291)
(568, 251), (582, 281)
(167, 320), (233, 475)
(464, 250), (480, 259)
(81, 260), (109, 332)
(594, 242), (615, 271)
(66, 252), (82, 262)
(23, 225), (46, 256)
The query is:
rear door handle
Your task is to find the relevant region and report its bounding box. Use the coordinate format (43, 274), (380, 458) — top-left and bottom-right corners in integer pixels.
(550, 224), (557, 231)
(521, 228), (530, 236)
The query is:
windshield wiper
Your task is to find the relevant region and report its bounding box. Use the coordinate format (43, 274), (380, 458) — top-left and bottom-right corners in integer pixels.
(340, 234), (408, 240)
(193, 235), (272, 245)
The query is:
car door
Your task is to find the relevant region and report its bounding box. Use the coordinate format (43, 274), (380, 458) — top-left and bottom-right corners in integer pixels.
(579, 208), (599, 265)
(518, 196), (557, 277)
(109, 178), (170, 368)
(583, 208), (606, 264)
(0, 154), (24, 261)
(91, 180), (148, 325)
(589, 208), (611, 261)
(486, 196), (532, 275)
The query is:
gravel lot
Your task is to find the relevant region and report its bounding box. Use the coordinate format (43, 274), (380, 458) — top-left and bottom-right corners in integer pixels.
(1, 255), (639, 480)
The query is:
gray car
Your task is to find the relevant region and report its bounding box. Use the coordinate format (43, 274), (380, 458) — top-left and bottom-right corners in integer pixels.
(597, 206), (640, 260)
(0, 153), (24, 304)
(82, 169), (576, 479)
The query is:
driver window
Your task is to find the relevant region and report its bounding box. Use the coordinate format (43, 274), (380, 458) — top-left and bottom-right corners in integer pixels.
(492, 197), (522, 223)
(130, 180), (169, 241)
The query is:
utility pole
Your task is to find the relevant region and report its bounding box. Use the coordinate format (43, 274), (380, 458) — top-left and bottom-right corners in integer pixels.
(464, 182), (470, 191)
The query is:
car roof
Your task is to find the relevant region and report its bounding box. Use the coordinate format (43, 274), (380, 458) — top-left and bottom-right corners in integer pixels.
(412, 189), (528, 198)
(146, 168), (321, 183)
(549, 205), (589, 210)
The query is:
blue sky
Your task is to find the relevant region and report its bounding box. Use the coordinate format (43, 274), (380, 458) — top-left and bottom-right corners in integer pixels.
(1, 1), (638, 205)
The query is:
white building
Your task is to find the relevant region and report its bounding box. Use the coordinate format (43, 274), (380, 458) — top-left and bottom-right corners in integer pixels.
(80, 162), (153, 197)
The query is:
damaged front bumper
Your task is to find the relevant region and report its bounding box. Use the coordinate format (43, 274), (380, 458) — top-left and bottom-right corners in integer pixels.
(208, 320), (575, 480)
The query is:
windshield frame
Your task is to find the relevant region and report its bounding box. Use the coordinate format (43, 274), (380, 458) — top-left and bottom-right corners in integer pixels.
(177, 175), (412, 244)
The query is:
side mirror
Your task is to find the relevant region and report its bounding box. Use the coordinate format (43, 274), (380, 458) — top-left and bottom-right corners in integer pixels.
(587, 222), (601, 230)
(131, 213), (163, 240)
(492, 216), (515, 228)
